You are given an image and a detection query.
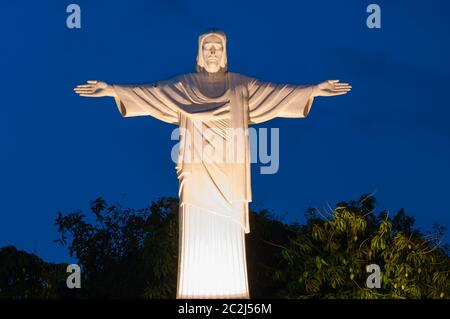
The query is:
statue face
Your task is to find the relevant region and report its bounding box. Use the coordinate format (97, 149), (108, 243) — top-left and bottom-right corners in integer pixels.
(202, 35), (223, 73)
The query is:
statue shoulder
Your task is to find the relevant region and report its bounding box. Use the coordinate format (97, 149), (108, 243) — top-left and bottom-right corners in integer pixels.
(175, 72), (198, 85)
(227, 72), (256, 85)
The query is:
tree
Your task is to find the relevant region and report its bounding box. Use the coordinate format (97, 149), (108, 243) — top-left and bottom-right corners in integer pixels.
(54, 197), (179, 298)
(276, 194), (450, 298)
(0, 246), (67, 298)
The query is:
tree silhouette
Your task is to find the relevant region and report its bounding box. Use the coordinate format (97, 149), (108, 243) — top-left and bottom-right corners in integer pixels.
(54, 197), (179, 298)
(0, 246), (67, 298)
(276, 195), (449, 298)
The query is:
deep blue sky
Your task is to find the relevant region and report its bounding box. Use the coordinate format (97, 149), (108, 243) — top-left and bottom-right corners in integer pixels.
(1, 0), (449, 263)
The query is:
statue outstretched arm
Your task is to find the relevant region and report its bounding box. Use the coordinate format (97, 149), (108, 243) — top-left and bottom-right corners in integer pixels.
(75, 79), (180, 123)
(247, 77), (352, 124)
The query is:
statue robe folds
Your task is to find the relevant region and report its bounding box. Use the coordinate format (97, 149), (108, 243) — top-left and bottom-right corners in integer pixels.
(113, 72), (315, 298)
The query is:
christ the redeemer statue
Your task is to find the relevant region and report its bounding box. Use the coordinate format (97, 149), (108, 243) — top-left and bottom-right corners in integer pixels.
(74, 30), (352, 299)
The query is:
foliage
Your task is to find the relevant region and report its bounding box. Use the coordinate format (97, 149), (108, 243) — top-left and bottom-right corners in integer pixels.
(0, 194), (448, 299)
(276, 195), (449, 299)
(0, 246), (67, 298)
(53, 197), (179, 298)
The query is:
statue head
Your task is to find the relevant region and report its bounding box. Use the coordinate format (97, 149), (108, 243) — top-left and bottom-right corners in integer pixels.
(196, 30), (228, 73)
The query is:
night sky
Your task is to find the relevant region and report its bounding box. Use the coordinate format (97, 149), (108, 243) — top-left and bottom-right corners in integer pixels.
(1, 0), (449, 262)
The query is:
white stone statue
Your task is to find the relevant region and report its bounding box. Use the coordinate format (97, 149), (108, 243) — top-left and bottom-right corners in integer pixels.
(74, 30), (351, 299)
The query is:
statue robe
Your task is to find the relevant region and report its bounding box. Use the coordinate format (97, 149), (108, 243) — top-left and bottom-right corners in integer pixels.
(112, 71), (315, 298)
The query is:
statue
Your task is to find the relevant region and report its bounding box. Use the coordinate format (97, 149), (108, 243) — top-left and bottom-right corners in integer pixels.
(74, 30), (352, 299)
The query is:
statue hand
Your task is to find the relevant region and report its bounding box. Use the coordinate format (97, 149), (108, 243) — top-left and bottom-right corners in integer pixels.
(74, 80), (116, 97)
(313, 80), (352, 97)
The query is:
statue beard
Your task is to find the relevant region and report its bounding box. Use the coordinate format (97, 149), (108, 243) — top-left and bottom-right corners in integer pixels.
(204, 61), (221, 73)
